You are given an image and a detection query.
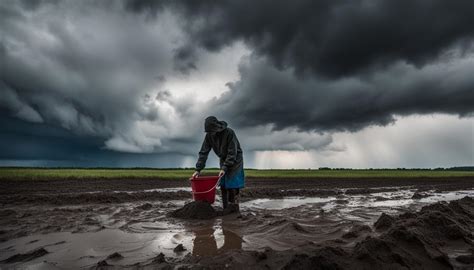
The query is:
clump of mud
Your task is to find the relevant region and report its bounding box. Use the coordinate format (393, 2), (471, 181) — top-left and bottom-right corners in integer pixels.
(174, 244), (186, 253)
(373, 213), (395, 231)
(342, 224), (372, 239)
(412, 190), (431, 199)
(106, 252), (123, 260)
(136, 203), (153, 210)
(168, 201), (217, 219)
(1, 247), (48, 263)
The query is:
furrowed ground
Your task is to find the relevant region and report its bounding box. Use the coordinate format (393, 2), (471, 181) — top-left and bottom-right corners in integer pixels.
(2, 168), (473, 200)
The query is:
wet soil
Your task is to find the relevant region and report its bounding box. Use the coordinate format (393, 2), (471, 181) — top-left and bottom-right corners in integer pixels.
(0, 176), (473, 269)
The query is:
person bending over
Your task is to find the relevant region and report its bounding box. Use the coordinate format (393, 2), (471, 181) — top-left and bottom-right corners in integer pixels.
(192, 116), (244, 213)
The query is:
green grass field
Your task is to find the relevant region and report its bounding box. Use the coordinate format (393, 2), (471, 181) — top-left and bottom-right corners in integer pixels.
(0, 168), (473, 180)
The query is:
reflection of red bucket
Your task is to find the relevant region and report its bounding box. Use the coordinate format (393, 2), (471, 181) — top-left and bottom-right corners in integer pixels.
(190, 176), (220, 204)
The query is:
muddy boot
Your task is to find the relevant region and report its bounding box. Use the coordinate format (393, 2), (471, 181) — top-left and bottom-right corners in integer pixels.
(221, 187), (229, 209)
(232, 190), (240, 213)
(228, 203), (239, 213)
(229, 189), (240, 213)
(226, 189), (239, 213)
(221, 203), (239, 215)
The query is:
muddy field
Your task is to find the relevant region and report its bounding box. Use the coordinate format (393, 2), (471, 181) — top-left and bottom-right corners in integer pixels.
(1, 177), (473, 269)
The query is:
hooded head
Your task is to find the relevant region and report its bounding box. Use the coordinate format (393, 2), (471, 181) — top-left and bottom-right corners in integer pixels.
(204, 116), (227, 134)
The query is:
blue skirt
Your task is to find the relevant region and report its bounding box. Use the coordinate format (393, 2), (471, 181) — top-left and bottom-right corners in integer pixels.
(220, 167), (245, 189)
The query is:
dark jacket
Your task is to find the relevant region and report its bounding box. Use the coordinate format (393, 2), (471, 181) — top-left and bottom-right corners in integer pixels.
(195, 119), (243, 178)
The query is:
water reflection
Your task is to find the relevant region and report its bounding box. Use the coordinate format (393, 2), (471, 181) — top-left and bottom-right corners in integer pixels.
(189, 219), (243, 257)
(192, 226), (217, 256)
(219, 228), (242, 252)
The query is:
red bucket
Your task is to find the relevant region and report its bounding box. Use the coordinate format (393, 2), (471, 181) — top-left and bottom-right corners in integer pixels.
(190, 176), (220, 204)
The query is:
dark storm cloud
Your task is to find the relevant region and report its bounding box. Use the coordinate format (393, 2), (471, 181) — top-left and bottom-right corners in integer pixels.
(0, 113), (103, 161)
(173, 45), (197, 75)
(125, 0), (474, 77)
(213, 56), (474, 131)
(0, 113), (200, 167)
(0, 0), (203, 154)
(0, 0), (162, 133)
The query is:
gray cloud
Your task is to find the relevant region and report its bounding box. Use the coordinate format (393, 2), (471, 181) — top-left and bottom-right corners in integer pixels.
(0, 0), (200, 153)
(126, 0), (474, 77)
(212, 55), (474, 132)
(237, 125), (333, 152)
(173, 45), (197, 75)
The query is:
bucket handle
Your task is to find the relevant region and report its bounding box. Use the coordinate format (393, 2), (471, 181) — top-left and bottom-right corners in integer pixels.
(191, 176), (222, 195)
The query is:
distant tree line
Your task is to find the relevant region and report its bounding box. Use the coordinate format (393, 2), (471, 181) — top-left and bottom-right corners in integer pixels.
(0, 166), (473, 171)
(318, 166), (474, 171)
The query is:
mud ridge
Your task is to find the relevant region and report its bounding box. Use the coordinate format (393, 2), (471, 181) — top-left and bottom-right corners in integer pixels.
(1, 247), (48, 263)
(0, 190), (191, 206)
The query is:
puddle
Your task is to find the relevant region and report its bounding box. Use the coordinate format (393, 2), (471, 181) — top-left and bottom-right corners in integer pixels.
(0, 218), (245, 268)
(32, 187), (193, 196)
(118, 187), (192, 194)
(187, 220), (244, 257)
(418, 189), (474, 203)
(0, 229), (190, 268)
(241, 197), (335, 210)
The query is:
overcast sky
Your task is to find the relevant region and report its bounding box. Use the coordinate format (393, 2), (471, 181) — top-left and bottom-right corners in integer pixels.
(1, 0), (473, 168)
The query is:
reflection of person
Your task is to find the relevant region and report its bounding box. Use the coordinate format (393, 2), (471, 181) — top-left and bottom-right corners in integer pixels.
(219, 217), (243, 252)
(220, 229), (243, 252)
(191, 224), (243, 257)
(193, 116), (245, 213)
(192, 227), (218, 257)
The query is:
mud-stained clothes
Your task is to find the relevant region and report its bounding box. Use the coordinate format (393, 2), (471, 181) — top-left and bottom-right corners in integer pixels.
(195, 118), (244, 189)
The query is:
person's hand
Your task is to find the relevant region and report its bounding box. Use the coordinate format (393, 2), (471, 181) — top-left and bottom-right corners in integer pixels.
(192, 171), (200, 179)
(218, 170), (225, 178)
